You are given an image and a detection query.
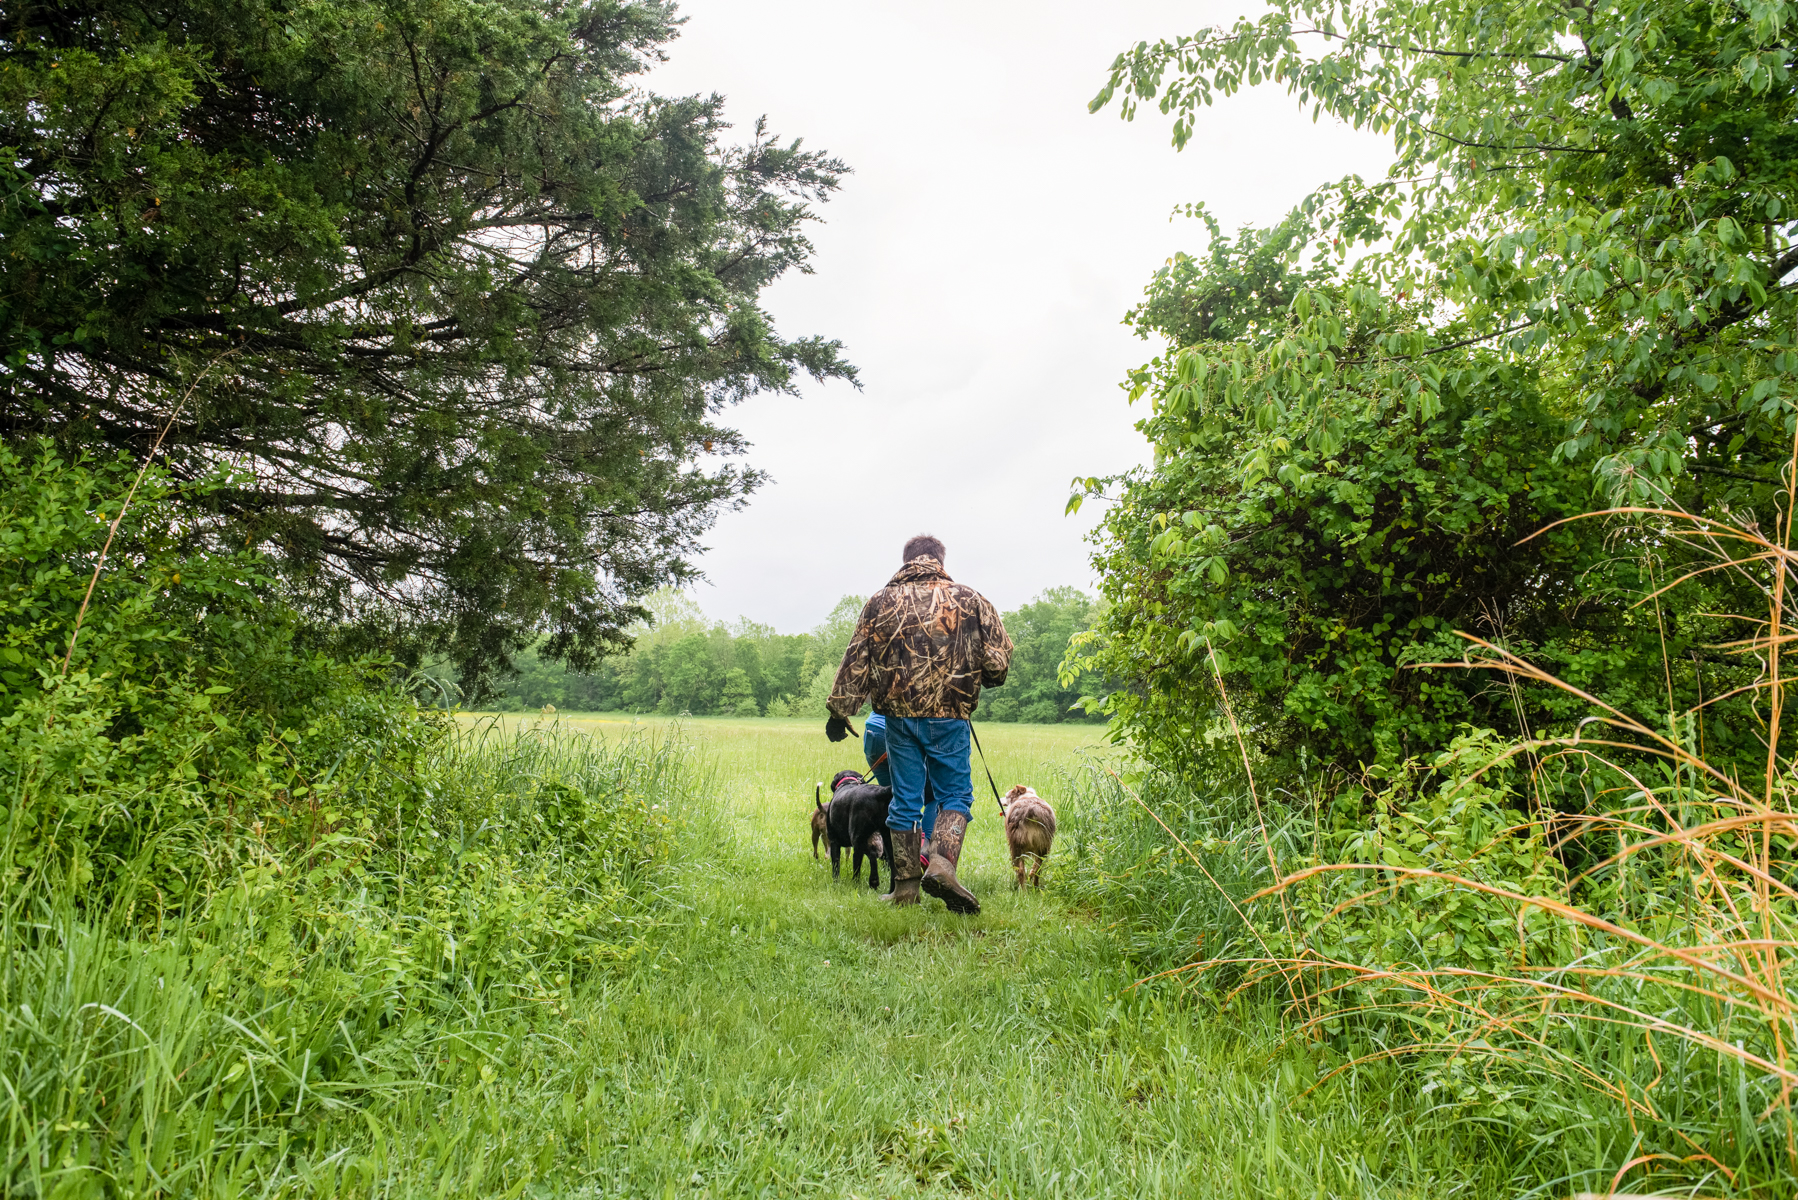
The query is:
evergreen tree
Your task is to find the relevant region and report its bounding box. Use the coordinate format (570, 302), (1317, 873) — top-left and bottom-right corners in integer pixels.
(0, 0), (853, 695)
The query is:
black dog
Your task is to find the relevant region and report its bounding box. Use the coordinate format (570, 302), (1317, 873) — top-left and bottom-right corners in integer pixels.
(821, 770), (894, 891)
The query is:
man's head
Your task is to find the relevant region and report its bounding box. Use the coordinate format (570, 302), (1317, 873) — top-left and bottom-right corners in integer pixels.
(903, 534), (946, 565)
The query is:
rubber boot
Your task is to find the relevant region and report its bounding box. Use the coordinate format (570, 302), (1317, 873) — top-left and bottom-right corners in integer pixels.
(879, 829), (922, 905)
(922, 810), (980, 915)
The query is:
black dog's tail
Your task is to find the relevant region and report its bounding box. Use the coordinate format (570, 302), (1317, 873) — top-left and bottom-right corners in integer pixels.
(815, 782), (822, 809)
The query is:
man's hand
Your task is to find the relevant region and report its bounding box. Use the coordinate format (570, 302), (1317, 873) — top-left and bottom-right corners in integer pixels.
(825, 714), (853, 743)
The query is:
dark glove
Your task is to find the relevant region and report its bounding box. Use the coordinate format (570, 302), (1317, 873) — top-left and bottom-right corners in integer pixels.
(825, 714), (852, 743)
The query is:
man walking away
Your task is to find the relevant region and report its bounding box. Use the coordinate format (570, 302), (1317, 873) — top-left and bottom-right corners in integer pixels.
(825, 535), (1013, 912)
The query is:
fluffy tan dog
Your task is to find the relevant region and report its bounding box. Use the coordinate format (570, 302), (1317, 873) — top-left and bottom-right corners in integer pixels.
(1000, 784), (1057, 889)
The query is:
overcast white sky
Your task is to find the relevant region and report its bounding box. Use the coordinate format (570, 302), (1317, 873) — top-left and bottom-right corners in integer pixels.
(643, 1), (1391, 633)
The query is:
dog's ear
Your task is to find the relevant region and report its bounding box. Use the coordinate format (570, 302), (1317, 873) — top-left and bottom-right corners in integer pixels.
(1004, 784), (1029, 802)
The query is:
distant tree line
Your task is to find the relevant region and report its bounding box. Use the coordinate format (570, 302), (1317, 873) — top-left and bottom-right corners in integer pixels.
(485, 587), (1108, 724)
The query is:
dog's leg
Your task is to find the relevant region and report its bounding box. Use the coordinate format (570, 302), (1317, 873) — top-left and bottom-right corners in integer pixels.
(867, 848), (880, 891)
(1012, 854), (1025, 890)
(851, 845), (865, 885)
(831, 842), (842, 880)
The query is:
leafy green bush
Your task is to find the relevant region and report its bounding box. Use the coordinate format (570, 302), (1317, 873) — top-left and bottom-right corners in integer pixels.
(0, 440), (402, 908)
(1266, 729), (1574, 1028)
(1058, 731), (1569, 996)
(1069, 222), (1761, 781)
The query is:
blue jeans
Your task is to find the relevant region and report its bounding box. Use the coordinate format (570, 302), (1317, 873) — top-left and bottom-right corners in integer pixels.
(882, 715), (972, 835)
(863, 713), (936, 838)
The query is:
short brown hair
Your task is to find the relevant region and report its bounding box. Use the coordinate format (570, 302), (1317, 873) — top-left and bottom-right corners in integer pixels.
(903, 534), (946, 564)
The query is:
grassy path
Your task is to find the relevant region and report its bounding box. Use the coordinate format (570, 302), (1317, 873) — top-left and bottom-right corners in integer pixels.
(457, 717), (1500, 1198)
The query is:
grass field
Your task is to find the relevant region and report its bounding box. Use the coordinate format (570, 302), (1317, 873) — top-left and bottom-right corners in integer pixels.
(2, 702), (1631, 1196)
(457, 712), (1110, 861)
(432, 714), (1524, 1198)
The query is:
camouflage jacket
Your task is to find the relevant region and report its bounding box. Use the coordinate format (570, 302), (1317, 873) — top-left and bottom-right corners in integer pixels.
(827, 557), (1013, 721)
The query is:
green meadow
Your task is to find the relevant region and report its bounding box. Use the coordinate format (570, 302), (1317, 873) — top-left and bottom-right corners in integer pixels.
(0, 704), (1664, 1197)
(419, 715), (1521, 1198)
(457, 712), (1105, 827)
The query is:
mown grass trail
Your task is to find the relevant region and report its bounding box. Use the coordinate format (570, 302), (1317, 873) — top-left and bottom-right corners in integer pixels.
(469, 717), (1516, 1199)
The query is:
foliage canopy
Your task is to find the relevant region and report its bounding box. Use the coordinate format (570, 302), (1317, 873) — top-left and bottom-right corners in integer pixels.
(1090, 0), (1797, 487)
(1074, 0), (1795, 776)
(1, 0), (853, 693)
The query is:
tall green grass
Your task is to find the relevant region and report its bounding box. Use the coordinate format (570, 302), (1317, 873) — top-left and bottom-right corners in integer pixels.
(1052, 759), (1277, 978)
(1045, 756), (1749, 1197)
(10, 702), (1707, 1198)
(2, 723), (711, 1198)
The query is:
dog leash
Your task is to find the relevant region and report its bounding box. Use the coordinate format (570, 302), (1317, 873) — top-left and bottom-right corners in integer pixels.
(967, 720), (1005, 814)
